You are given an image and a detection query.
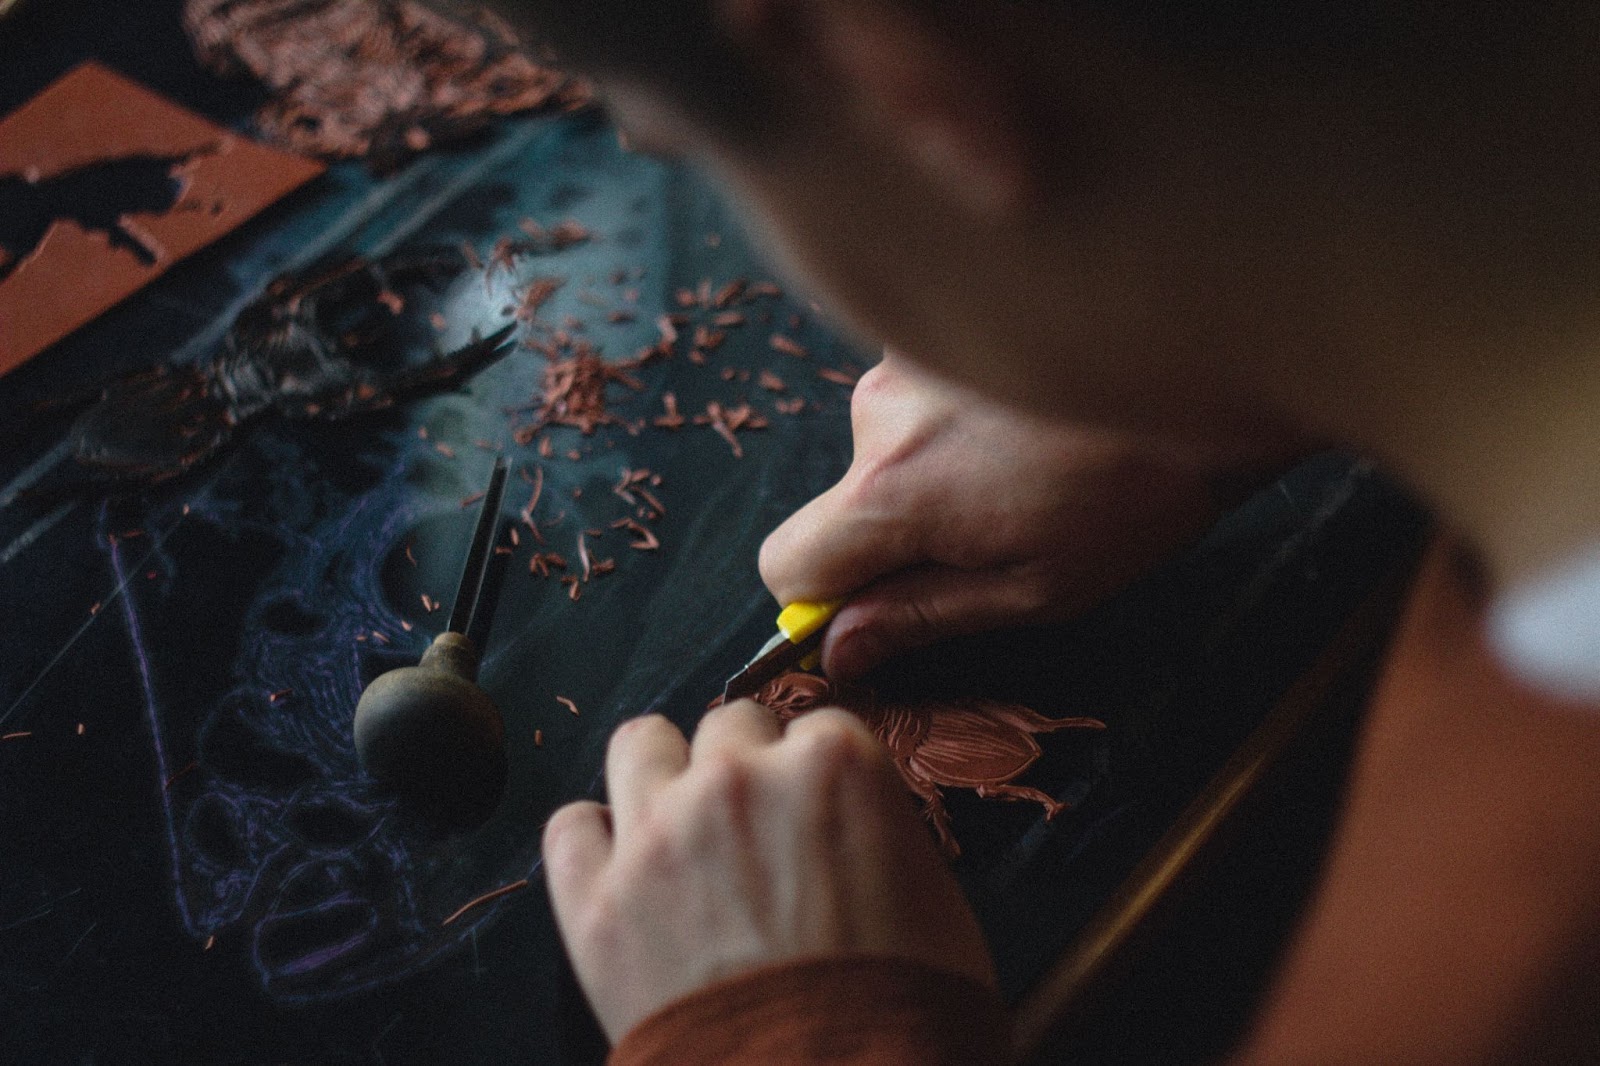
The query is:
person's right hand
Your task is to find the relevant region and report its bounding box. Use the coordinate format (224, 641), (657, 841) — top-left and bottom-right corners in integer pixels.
(761, 354), (1260, 680)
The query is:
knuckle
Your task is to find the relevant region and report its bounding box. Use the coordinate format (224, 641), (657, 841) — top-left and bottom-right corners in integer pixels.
(851, 362), (894, 409)
(542, 804), (598, 870)
(542, 803), (584, 847)
(606, 713), (672, 759)
(788, 710), (883, 779)
(692, 749), (755, 810)
(696, 699), (756, 738)
(858, 359), (893, 389)
(614, 712), (670, 742)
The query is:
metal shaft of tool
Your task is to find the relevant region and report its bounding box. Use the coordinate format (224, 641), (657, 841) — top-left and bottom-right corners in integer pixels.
(723, 629), (826, 704)
(447, 457), (509, 635)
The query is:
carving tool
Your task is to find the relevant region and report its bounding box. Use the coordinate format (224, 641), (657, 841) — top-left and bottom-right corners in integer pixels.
(722, 599), (843, 704)
(353, 457), (509, 828)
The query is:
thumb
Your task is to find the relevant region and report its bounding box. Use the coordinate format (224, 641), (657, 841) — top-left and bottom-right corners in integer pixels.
(822, 564), (1051, 681)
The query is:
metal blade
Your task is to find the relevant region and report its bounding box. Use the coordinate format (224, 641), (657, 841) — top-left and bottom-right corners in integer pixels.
(721, 629), (825, 704)
(448, 456), (509, 634)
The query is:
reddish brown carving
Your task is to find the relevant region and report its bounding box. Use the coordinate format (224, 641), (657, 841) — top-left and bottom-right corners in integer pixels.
(749, 673), (1106, 856)
(184, 0), (589, 170)
(0, 62), (324, 374)
(512, 338), (647, 440)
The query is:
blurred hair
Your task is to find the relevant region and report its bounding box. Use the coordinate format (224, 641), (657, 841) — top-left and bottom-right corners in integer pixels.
(493, 0), (1573, 133)
(489, 0), (777, 135)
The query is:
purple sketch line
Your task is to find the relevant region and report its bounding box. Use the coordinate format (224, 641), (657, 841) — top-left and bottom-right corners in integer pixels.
(109, 512), (198, 935)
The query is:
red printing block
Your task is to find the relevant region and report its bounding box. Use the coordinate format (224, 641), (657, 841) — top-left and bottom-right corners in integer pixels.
(0, 61), (324, 375)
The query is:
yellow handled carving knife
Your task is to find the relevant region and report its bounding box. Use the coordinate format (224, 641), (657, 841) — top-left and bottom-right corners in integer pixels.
(721, 600), (843, 704)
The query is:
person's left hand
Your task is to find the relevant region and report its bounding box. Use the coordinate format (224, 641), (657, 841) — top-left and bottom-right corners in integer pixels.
(542, 701), (996, 1043)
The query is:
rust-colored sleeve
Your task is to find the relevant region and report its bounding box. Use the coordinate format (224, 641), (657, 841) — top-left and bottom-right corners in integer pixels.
(607, 955), (1011, 1066)
(1238, 539), (1600, 1061)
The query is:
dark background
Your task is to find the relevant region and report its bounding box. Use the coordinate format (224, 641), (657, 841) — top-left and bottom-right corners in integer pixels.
(0, 4), (1428, 1063)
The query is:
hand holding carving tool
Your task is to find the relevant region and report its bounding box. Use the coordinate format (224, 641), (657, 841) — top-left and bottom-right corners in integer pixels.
(722, 599), (844, 705)
(354, 457), (509, 828)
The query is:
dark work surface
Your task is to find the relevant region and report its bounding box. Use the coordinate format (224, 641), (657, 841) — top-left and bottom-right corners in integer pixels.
(0, 5), (1430, 1064)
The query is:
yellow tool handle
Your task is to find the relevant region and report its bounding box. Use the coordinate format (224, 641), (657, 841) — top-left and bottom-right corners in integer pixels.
(776, 599), (843, 643)
(776, 600), (843, 670)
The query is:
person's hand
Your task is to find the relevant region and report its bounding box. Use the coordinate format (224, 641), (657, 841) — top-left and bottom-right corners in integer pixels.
(761, 354), (1239, 679)
(542, 701), (995, 1042)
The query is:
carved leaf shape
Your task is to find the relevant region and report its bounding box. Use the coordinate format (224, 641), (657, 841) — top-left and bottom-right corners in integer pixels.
(908, 707), (1042, 787)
